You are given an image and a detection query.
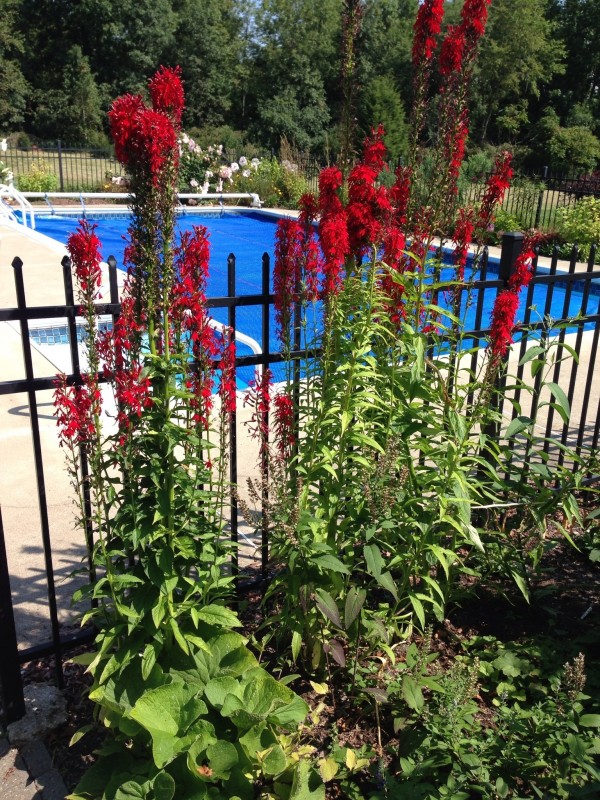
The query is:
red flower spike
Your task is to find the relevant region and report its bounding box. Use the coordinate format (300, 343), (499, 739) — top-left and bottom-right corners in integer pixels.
(412, 0), (445, 65)
(489, 289), (520, 359)
(478, 151), (514, 232)
(108, 94), (145, 166)
(273, 390), (295, 461)
(149, 66), (184, 124)
(218, 328), (237, 416)
(67, 221), (103, 298)
(274, 219), (303, 349)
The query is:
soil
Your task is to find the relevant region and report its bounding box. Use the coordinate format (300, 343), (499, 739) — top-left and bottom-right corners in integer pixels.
(11, 531), (600, 795)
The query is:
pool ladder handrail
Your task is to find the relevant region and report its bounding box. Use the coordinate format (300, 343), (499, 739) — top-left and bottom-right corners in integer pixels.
(0, 183), (36, 229)
(207, 317), (264, 381)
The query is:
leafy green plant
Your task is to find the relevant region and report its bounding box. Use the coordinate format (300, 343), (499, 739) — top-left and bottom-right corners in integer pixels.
(555, 195), (600, 260)
(55, 67), (321, 800)
(16, 159), (59, 191)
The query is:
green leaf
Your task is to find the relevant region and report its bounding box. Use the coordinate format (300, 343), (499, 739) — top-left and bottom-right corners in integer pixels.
(313, 555), (350, 575)
(315, 589), (342, 628)
(114, 781), (147, 800)
(546, 381), (571, 423)
(291, 630), (302, 662)
(376, 571), (399, 601)
(195, 604), (242, 629)
(344, 587), (366, 629)
(505, 416), (533, 438)
(580, 714), (600, 728)
(153, 773), (175, 800)
(318, 758), (339, 783)
(141, 644), (158, 681)
(289, 759), (325, 800)
(402, 676), (425, 711)
(323, 639), (346, 667)
(364, 543), (384, 578)
(519, 345), (545, 365)
(509, 569), (530, 603)
(206, 740), (238, 778)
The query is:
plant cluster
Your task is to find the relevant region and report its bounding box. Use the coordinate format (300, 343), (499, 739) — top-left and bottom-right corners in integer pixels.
(55, 66), (320, 800)
(15, 159), (58, 192)
(53, 2), (600, 797)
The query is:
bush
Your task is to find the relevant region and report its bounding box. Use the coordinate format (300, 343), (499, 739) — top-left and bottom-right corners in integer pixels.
(555, 195), (600, 260)
(16, 160), (59, 192)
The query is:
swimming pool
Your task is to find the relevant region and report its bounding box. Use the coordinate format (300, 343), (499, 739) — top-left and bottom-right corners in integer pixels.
(32, 209), (600, 382)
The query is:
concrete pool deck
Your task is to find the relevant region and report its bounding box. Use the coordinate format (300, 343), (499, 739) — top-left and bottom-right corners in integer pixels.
(1, 213), (599, 653)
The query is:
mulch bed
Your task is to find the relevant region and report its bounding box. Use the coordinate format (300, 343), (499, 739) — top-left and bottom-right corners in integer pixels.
(8, 533), (600, 794)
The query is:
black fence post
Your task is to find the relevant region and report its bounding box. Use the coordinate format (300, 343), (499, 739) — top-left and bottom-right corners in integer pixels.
(57, 139), (65, 192)
(0, 506), (26, 723)
(227, 254), (239, 578)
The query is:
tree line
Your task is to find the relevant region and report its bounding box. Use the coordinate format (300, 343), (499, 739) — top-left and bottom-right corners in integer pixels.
(1, 0), (599, 173)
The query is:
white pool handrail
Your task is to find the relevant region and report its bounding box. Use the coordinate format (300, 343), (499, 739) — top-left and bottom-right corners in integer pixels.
(207, 317), (264, 381)
(0, 183), (36, 228)
(20, 191), (262, 209)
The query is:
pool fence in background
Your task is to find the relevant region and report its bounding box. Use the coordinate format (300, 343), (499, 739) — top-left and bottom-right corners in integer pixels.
(1, 232), (600, 723)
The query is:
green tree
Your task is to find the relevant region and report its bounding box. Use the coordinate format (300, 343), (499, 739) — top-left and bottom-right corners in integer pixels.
(249, 0), (343, 153)
(0, 0), (30, 131)
(548, 0), (600, 123)
(359, 75), (409, 161)
(166, 0), (244, 129)
(469, 0), (565, 144)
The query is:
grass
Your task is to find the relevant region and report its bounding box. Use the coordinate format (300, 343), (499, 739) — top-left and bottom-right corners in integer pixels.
(3, 147), (121, 192)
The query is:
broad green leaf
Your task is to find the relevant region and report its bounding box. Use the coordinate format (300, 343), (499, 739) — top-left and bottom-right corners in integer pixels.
(409, 594), (426, 628)
(309, 681), (329, 695)
(344, 587), (366, 629)
(509, 570), (530, 603)
(206, 740), (238, 777)
(318, 758), (339, 783)
(402, 675), (425, 711)
(195, 604), (242, 629)
(315, 589), (342, 628)
(153, 773), (175, 800)
(505, 416), (533, 438)
(289, 759), (325, 800)
(580, 714), (600, 728)
(204, 676), (240, 709)
(546, 381), (571, 423)
(141, 644), (157, 681)
(114, 781), (147, 800)
(313, 555), (350, 574)
(519, 345), (545, 365)
(364, 543), (384, 578)
(376, 571), (399, 601)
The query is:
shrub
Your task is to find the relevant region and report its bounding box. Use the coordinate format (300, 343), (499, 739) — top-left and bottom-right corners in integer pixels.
(555, 195), (600, 259)
(16, 160), (59, 192)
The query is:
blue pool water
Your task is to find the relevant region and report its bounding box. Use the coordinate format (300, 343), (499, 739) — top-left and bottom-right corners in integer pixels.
(33, 210), (599, 385)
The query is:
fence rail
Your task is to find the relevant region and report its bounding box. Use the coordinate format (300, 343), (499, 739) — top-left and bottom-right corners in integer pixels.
(1, 234), (599, 723)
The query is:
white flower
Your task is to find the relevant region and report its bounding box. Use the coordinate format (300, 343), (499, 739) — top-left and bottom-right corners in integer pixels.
(251, 158), (260, 169)
(217, 144), (223, 155)
(202, 181), (210, 193)
(242, 169), (251, 178)
(181, 133), (189, 144)
(205, 170), (213, 179)
(0, 139), (7, 152)
(216, 179), (223, 192)
(190, 179), (199, 188)
(239, 156), (248, 167)
(230, 162), (240, 173)
(219, 165), (232, 180)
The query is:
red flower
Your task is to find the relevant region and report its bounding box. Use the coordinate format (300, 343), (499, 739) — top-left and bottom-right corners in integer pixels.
(489, 289), (520, 359)
(218, 327), (237, 416)
(452, 207), (475, 282)
(108, 94), (145, 165)
(149, 65), (184, 124)
(244, 368), (272, 450)
(273, 389), (295, 461)
(478, 151), (513, 232)
(412, 0), (445, 65)
(67, 221), (103, 298)
(274, 218), (303, 349)
(390, 166), (411, 226)
(439, 24), (466, 76)
(53, 373), (100, 447)
(318, 167), (349, 297)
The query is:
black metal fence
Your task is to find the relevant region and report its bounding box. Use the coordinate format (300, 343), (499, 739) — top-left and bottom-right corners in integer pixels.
(1, 233), (599, 723)
(461, 168), (600, 232)
(1, 141), (323, 196)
